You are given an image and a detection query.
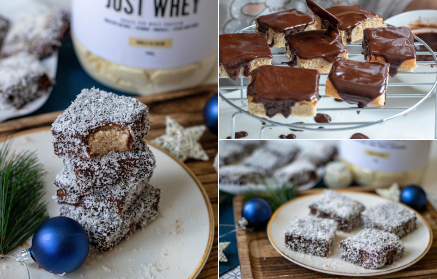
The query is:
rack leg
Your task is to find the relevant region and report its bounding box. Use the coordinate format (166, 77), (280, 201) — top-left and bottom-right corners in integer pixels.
(435, 86), (437, 139)
(240, 78), (245, 106)
(259, 125), (275, 139)
(231, 111), (243, 139)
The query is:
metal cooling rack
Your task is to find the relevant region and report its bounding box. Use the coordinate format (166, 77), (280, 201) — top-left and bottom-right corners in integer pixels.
(219, 24), (437, 139)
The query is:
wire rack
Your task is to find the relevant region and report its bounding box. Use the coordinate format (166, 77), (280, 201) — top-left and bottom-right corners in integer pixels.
(219, 24), (437, 139)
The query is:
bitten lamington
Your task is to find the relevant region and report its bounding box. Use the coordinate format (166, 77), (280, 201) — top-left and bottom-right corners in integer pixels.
(255, 9), (317, 48)
(0, 52), (53, 109)
(340, 228), (404, 269)
(285, 216), (337, 257)
(361, 202), (417, 238)
(52, 88), (150, 160)
(309, 190), (365, 232)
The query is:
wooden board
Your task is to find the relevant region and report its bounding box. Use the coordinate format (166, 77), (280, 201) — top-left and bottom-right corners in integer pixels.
(233, 190), (437, 279)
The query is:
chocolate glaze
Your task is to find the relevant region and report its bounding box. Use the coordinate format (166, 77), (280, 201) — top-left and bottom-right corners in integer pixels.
(286, 0), (347, 63)
(226, 131), (249, 139)
(314, 113), (331, 123)
(219, 33), (272, 80)
(351, 133), (369, 139)
(280, 134), (296, 139)
(328, 58), (389, 107)
(325, 5), (380, 44)
(415, 32), (437, 61)
(256, 9), (314, 46)
(247, 65), (320, 118)
(334, 98), (343, 102)
(289, 128), (303, 132)
(363, 26), (416, 77)
(318, 126), (325, 129)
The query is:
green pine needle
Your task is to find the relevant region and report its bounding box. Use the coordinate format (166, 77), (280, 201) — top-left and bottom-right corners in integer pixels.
(0, 140), (49, 255)
(242, 179), (299, 211)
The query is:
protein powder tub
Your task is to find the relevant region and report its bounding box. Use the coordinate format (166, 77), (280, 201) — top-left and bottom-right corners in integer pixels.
(71, 0), (217, 95)
(339, 141), (430, 186)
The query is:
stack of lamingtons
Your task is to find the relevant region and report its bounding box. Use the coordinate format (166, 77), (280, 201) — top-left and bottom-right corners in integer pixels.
(51, 88), (160, 252)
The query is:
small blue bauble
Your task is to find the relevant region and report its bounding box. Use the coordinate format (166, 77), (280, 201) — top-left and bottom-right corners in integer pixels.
(203, 93), (218, 135)
(400, 185), (427, 212)
(242, 198), (272, 228)
(30, 216), (89, 274)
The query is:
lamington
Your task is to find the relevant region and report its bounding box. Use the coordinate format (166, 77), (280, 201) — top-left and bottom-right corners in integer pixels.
(339, 228), (404, 269)
(54, 168), (150, 217)
(298, 144), (337, 167)
(361, 202), (417, 238)
(1, 9), (70, 59)
(247, 66), (320, 118)
(62, 141), (156, 193)
(255, 9), (317, 48)
(0, 52), (53, 109)
(315, 5), (385, 44)
(363, 26), (417, 77)
(285, 0), (348, 73)
(274, 160), (317, 186)
(309, 190), (365, 232)
(325, 58), (389, 107)
(0, 15), (9, 48)
(219, 33), (272, 80)
(60, 184), (160, 252)
(219, 141), (246, 166)
(284, 216), (337, 257)
(219, 165), (265, 185)
(52, 88), (150, 160)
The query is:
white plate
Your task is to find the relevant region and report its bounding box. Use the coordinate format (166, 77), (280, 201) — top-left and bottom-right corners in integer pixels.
(268, 191), (432, 277)
(0, 128), (213, 279)
(0, 0), (59, 122)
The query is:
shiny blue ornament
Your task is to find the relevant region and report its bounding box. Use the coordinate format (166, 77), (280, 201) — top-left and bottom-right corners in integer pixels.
(203, 93), (218, 135)
(400, 185), (427, 212)
(242, 198), (272, 228)
(26, 216), (89, 274)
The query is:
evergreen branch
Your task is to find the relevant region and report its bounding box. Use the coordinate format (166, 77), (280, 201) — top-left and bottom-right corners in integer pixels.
(0, 140), (49, 255)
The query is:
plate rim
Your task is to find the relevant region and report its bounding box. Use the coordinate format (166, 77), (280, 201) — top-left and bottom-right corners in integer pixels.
(1, 126), (214, 279)
(267, 189), (434, 277)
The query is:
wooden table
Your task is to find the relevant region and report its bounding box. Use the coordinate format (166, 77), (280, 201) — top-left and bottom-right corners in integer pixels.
(0, 85), (218, 279)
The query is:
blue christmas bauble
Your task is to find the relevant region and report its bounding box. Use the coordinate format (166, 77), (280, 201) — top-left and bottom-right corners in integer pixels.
(203, 93), (218, 135)
(30, 216), (89, 274)
(400, 185), (427, 212)
(242, 198), (272, 228)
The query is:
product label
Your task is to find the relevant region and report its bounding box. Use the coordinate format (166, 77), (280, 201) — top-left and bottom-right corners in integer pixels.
(339, 141), (430, 172)
(72, 0), (217, 69)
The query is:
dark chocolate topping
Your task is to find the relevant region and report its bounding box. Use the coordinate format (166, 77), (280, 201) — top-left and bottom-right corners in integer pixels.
(226, 131), (248, 139)
(256, 9), (314, 34)
(306, 0), (342, 30)
(219, 33), (272, 80)
(314, 113), (331, 123)
(328, 58), (389, 107)
(325, 5), (380, 43)
(280, 134), (296, 139)
(351, 133), (369, 139)
(415, 32), (437, 61)
(247, 65), (320, 118)
(363, 26), (416, 77)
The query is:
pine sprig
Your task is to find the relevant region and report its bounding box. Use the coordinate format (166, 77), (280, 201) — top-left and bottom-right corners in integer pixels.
(242, 179), (299, 211)
(0, 140), (49, 255)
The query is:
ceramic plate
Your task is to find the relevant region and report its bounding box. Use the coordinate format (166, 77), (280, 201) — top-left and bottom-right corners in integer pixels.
(268, 191), (432, 277)
(0, 128), (213, 279)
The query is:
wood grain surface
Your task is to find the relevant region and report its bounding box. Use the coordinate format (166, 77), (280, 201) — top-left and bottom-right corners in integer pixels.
(233, 191), (437, 279)
(0, 85), (218, 279)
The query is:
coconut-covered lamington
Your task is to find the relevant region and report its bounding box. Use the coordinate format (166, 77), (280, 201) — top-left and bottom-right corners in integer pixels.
(339, 228), (404, 269)
(0, 15), (9, 48)
(1, 9), (70, 59)
(219, 165), (264, 185)
(219, 141), (246, 166)
(219, 33), (272, 80)
(0, 52), (53, 109)
(361, 202), (417, 238)
(60, 184), (160, 252)
(285, 216), (337, 257)
(315, 5), (385, 45)
(255, 9), (317, 48)
(363, 26), (416, 77)
(52, 88), (150, 160)
(298, 144), (337, 167)
(63, 141), (155, 193)
(274, 160), (317, 186)
(309, 190), (365, 232)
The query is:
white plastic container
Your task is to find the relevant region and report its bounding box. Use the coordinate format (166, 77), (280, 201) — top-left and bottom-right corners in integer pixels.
(339, 141), (430, 186)
(71, 0), (217, 95)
